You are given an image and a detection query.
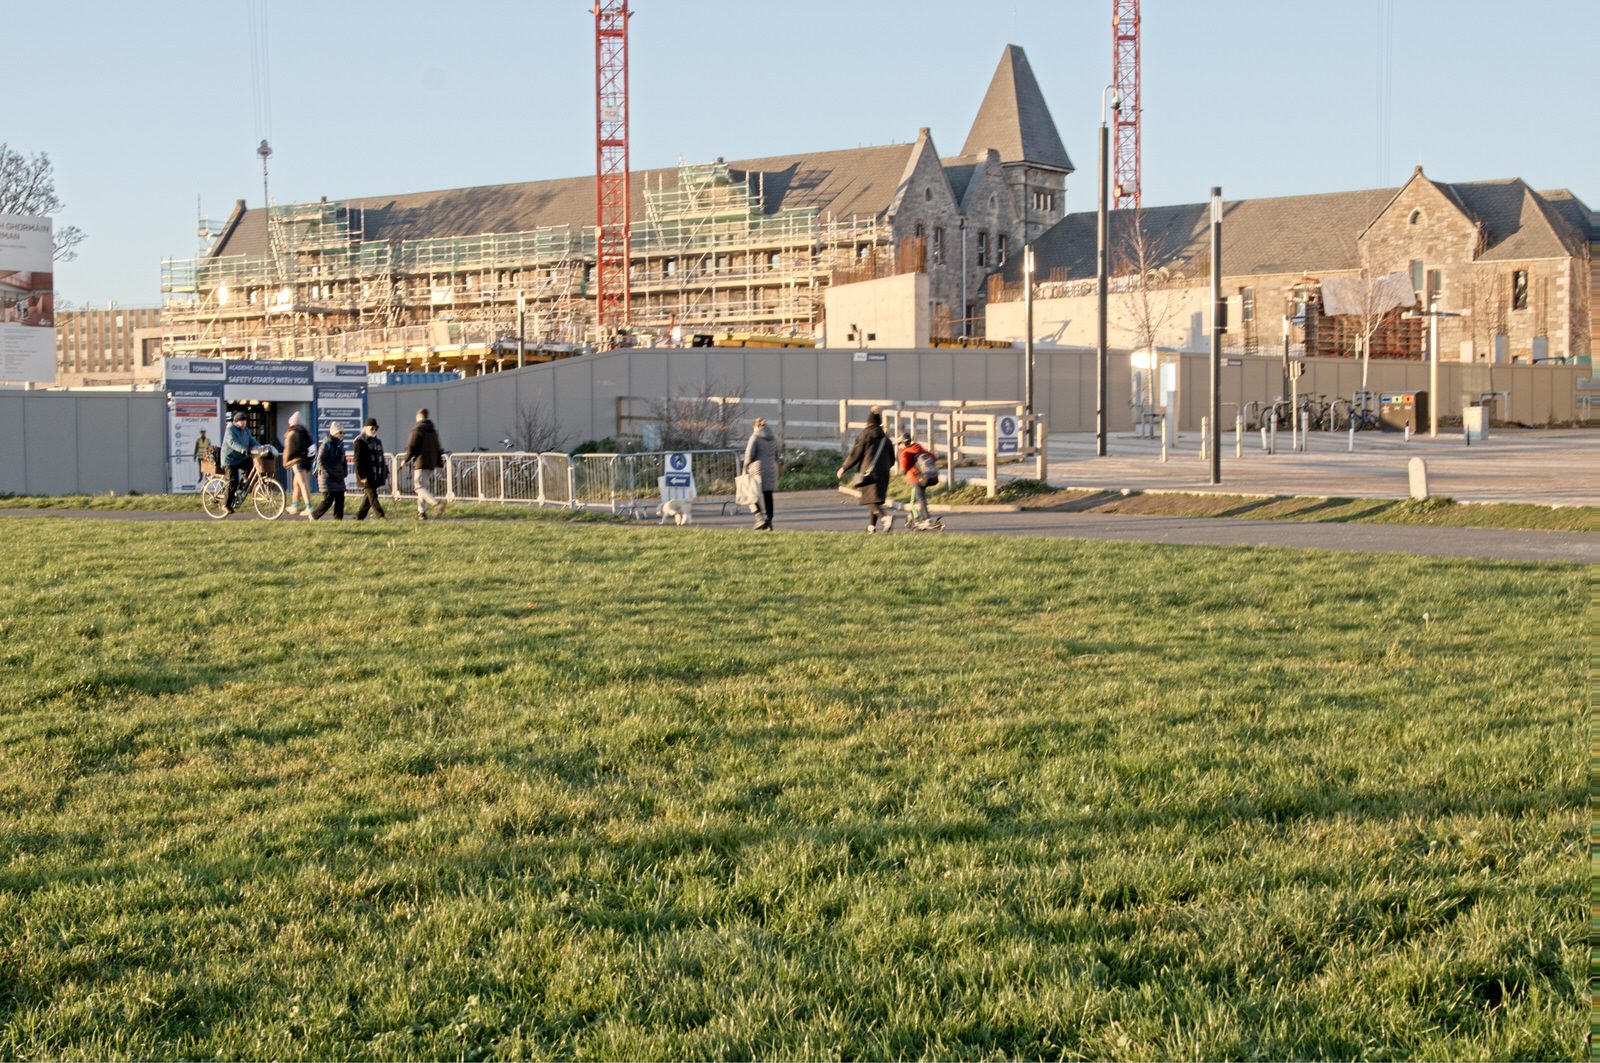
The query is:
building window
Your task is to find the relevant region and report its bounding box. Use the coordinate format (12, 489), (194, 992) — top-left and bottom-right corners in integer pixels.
(933, 227), (944, 264)
(1408, 209), (1424, 226)
(997, 234), (1008, 266)
(1240, 286), (1254, 323)
(914, 223), (924, 239)
(856, 245), (869, 261)
(1511, 270), (1528, 310)
(976, 232), (988, 267)
(664, 258), (677, 277)
(924, 188), (933, 202)
(1031, 190), (1056, 213)
(768, 251), (781, 269)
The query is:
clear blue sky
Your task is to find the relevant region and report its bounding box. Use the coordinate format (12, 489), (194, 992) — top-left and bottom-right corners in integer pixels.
(14, 0), (1597, 307)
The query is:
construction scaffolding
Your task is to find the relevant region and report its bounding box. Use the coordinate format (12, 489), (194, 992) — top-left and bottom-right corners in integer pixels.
(162, 160), (895, 371)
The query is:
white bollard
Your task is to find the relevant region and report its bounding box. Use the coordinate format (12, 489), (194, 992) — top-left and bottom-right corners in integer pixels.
(1235, 415), (1244, 458)
(1160, 418), (1169, 463)
(1200, 417), (1209, 462)
(1260, 426), (1269, 453)
(1404, 425), (1412, 443)
(1299, 412), (1309, 452)
(1268, 416), (1277, 455)
(1347, 421), (1356, 452)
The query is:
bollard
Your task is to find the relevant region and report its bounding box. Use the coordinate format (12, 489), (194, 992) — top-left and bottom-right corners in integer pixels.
(1299, 412), (1309, 452)
(1347, 421), (1355, 453)
(1408, 456), (1429, 500)
(1404, 425), (1412, 443)
(1260, 426), (1269, 453)
(1268, 415), (1276, 455)
(1200, 417), (1209, 462)
(1160, 419), (1169, 463)
(1235, 415), (1244, 458)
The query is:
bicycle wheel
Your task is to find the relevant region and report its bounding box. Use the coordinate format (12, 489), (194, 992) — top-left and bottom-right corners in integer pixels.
(253, 478), (286, 519)
(200, 477), (230, 519)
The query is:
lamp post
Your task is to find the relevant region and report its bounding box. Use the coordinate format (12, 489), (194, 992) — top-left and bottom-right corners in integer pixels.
(1096, 85), (1118, 457)
(959, 216), (968, 338)
(1208, 186), (1223, 485)
(1402, 300), (1466, 437)
(1024, 244), (1034, 421)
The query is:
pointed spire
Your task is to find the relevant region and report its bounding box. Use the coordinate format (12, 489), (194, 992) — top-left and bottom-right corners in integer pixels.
(961, 45), (1073, 172)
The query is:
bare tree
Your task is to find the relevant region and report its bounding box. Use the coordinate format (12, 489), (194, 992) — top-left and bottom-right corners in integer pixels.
(1112, 211), (1189, 407)
(1322, 266), (1410, 388)
(0, 145), (85, 261)
(1457, 264), (1506, 362)
(649, 381), (747, 450)
(505, 403), (567, 453)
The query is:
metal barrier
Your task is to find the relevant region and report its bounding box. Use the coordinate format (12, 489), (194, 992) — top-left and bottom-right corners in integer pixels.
(384, 449), (745, 516)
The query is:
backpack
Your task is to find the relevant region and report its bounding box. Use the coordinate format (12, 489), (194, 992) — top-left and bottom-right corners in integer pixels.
(914, 451), (940, 486)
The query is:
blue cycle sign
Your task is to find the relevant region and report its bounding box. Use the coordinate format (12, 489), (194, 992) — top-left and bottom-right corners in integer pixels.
(997, 415), (1021, 454)
(664, 451), (694, 489)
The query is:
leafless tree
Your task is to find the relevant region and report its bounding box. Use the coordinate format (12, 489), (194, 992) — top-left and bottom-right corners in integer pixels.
(1457, 264), (1506, 362)
(506, 402), (567, 453)
(649, 381), (747, 450)
(1327, 265), (1408, 388)
(1112, 212), (1189, 406)
(0, 144), (85, 261)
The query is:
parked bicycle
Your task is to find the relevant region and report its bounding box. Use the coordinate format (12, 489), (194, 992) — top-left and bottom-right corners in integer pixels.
(200, 447), (285, 519)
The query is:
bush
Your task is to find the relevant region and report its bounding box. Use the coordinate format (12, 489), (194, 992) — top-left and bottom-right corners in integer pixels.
(776, 448), (843, 492)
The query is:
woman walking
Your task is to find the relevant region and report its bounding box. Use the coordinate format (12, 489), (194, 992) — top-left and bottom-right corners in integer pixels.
(283, 411), (313, 516)
(837, 407), (896, 533)
(742, 416), (779, 530)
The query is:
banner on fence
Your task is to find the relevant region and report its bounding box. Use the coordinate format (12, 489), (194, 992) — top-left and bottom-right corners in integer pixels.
(0, 215), (54, 383)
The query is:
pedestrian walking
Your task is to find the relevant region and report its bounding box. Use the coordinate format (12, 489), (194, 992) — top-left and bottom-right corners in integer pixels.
(742, 416), (779, 530)
(311, 423), (348, 521)
(837, 406), (896, 532)
(219, 411), (259, 514)
(282, 412), (314, 516)
(896, 427), (942, 530)
(353, 417), (388, 520)
(400, 407), (445, 520)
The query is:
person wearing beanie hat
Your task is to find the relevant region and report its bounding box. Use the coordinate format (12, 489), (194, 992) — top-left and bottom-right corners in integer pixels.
(311, 422), (348, 521)
(282, 410), (314, 515)
(837, 406), (896, 532)
(353, 417), (388, 520)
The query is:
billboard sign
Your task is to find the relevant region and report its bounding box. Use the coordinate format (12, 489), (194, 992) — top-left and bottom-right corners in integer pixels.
(0, 215), (54, 383)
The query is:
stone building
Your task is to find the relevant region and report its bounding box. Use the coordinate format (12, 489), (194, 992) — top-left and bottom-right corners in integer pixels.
(988, 167), (1594, 366)
(160, 45), (1070, 370)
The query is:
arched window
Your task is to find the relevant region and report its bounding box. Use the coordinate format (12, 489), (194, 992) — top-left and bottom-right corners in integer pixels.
(1407, 209), (1424, 226)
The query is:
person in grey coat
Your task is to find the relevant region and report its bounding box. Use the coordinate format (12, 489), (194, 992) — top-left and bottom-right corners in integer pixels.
(742, 417), (780, 530)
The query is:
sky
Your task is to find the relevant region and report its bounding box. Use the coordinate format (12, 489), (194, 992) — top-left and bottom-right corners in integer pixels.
(11, 0), (1597, 308)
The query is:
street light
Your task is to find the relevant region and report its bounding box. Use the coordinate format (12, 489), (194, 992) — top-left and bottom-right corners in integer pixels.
(1208, 186), (1223, 485)
(1095, 84), (1118, 458)
(1402, 300), (1467, 437)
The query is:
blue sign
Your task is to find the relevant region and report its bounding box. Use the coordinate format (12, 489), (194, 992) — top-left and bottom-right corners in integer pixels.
(998, 415), (1020, 455)
(667, 452), (690, 473)
(224, 360), (315, 387)
(664, 473), (692, 489)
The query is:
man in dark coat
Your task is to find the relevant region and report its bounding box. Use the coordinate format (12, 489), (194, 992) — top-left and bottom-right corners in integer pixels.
(400, 407), (445, 520)
(352, 417), (388, 521)
(837, 406), (896, 532)
(311, 423), (348, 521)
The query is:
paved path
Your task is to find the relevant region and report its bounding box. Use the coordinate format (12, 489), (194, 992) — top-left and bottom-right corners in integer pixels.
(695, 491), (1596, 564)
(1031, 428), (1598, 507)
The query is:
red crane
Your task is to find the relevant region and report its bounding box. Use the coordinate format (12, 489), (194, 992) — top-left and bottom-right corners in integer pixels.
(594, 1), (631, 334)
(1112, 0), (1140, 211)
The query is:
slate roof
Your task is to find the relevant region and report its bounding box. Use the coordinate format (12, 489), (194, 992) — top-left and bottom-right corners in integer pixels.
(1011, 179), (1591, 285)
(960, 45), (1073, 172)
(211, 143), (919, 259)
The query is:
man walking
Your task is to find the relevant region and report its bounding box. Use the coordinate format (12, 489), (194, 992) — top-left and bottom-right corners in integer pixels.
(400, 407), (445, 520)
(193, 430), (213, 478)
(311, 423), (348, 521)
(353, 417), (388, 520)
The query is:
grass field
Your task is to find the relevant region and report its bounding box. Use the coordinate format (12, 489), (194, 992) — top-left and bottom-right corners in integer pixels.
(0, 518), (1584, 1059)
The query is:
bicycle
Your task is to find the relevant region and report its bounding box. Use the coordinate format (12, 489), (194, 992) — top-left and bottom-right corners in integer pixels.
(200, 448), (286, 519)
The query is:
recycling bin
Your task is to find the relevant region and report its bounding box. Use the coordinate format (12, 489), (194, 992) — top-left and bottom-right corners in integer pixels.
(1378, 390), (1428, 433)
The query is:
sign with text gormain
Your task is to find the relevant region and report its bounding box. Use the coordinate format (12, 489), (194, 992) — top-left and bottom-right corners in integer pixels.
(0, 215), (54, 383)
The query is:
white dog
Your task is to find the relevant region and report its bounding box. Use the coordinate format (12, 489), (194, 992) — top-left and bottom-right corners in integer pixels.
(660, 498), (693, 525)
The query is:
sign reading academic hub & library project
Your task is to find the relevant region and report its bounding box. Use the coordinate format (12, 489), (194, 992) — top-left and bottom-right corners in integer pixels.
(0, 215), (54, 383)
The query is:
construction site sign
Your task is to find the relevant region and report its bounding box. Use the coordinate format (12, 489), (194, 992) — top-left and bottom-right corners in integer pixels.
(0, 215), (54, 382)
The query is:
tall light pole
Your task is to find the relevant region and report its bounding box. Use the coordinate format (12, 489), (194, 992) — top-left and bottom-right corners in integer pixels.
(1403, 300), (1466, 437)
(1096, 85), (1117, 457)
(1024, 244), (1035, 421)
(1209, 186), (1223, 485)
(959, 216), (969, 338)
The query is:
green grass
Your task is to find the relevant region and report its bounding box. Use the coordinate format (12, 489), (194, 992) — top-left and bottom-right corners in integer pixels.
(0, 520), (1585, 1059)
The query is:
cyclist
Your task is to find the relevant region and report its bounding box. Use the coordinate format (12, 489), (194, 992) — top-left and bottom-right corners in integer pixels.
(219, 411), (260, 514)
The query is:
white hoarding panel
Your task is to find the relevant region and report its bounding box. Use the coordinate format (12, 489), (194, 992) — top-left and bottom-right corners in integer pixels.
(0, 215), (54, 383)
